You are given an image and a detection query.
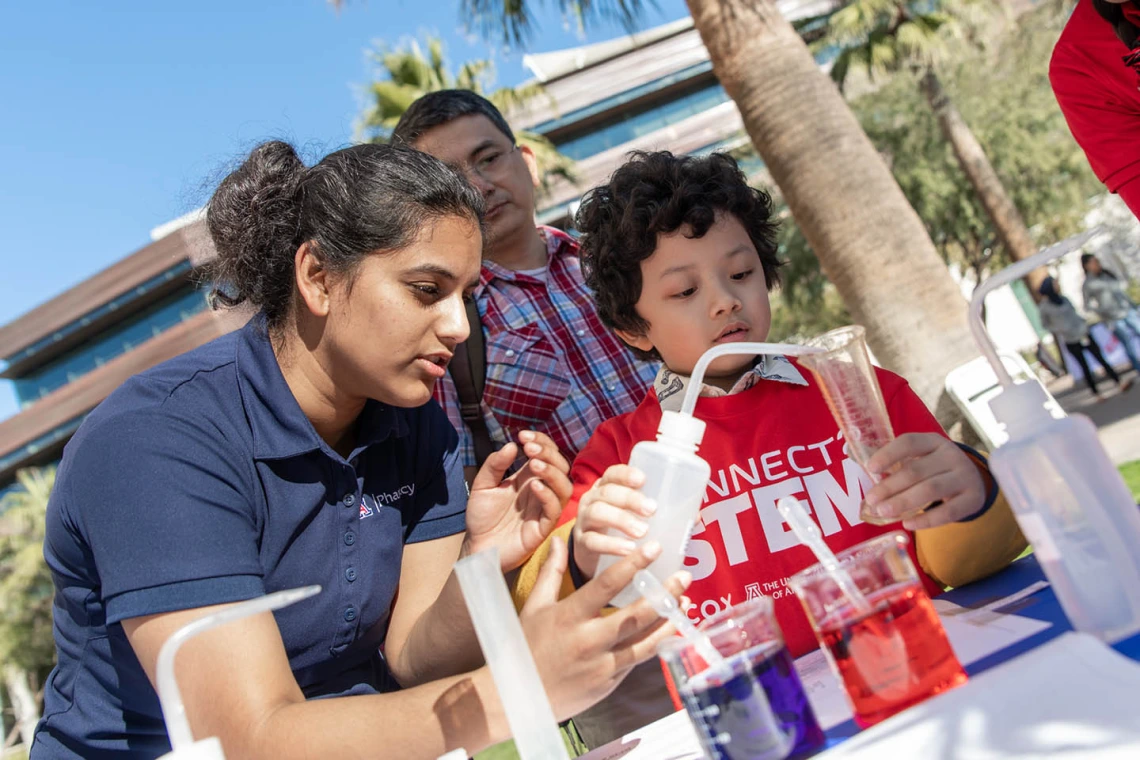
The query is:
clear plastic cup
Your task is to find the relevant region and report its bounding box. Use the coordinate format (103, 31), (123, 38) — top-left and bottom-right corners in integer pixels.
(788, 532), (967, 727)
(658, 598), (822, 759)
(798, 325), (907, 525)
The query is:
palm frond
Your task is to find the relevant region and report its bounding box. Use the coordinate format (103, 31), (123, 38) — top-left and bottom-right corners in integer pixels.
(359, 32), (577, 189)
(459, 0), (652, 46)
(895, 15), (948, 66)
(459, 0), (536, 47)
(456, 60), (495, 93)
(488, 79), (554, 116)
(829, 45), (856, 88)
(821, 0), (995, 80)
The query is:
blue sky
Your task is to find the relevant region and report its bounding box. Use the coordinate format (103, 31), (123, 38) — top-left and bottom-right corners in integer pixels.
(0, 0), (689, 421)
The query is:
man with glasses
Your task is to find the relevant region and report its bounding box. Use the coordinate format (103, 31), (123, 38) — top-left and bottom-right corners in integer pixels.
(392, 92), (659, 484)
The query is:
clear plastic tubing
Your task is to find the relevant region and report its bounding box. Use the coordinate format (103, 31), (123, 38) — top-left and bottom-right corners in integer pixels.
(679, 343), (825, 417)
(156, 585), (322, 760)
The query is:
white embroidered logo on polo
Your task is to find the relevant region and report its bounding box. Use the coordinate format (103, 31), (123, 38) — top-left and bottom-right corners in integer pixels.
(358, 485), (417, 519)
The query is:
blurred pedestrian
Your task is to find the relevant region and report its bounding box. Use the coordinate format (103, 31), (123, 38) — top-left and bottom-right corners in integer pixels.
(1039, 275), (1132, 399)
(1081, 252), (1140, 373)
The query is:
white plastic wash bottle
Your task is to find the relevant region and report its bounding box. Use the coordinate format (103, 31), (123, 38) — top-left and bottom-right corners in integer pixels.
(972, 237), (1140, 643)
(595, 342), (822, 607)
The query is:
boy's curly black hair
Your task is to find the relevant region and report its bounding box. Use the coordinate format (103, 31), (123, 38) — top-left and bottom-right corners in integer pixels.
(575, 151), (781, 359)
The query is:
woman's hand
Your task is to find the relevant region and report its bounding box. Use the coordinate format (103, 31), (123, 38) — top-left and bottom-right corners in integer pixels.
(571, 464), (655, 579)
(464, 431), (573, 572)
(522, 537), (691, 721)
(863, 433), (988, 531)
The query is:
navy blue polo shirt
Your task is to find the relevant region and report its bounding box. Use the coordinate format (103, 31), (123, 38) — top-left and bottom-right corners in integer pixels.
(34, 316), (468, 759)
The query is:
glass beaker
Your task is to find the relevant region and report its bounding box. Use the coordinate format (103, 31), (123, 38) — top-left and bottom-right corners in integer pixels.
(788, 532), (966, 728)
(658, 598), (822, 759)
(798, 325), (906, 525)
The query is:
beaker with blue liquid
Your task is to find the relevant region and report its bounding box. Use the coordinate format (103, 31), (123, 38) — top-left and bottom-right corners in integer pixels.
(658, 598), (825, 760)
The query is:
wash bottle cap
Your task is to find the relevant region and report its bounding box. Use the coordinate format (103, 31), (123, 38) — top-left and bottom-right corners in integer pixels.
(988, 380), (1051, 435)
(657, 410), (707, 449)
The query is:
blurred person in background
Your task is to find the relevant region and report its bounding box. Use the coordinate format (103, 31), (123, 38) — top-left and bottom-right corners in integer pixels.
(1039, 275), (1133, 400)
(1081, 252), (1140, 374)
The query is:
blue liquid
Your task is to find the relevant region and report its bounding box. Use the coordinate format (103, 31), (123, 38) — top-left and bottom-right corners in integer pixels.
(683, 643), (825, 760)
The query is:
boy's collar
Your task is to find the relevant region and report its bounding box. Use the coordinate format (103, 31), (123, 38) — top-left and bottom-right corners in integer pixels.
(654, 355), (808, 412)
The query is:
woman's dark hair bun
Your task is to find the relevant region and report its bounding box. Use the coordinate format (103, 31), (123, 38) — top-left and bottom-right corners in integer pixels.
(206, 141), (306, 322)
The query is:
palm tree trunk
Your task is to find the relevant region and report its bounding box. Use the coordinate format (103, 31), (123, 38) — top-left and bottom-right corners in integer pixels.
(3, 664), (39, 749)
(686, 0), (978, 426)
(919, 68), (1047, 296)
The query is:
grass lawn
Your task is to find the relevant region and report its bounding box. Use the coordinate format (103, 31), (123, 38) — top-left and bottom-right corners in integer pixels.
(1120, 460), (1140, 502)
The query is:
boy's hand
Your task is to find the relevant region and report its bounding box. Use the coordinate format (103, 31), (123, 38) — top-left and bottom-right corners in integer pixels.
(863, 433), (987, 531)
(571, 464), (656, 579)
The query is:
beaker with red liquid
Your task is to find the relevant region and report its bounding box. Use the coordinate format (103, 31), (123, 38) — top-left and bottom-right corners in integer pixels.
(788, 532), (966, 727)
(658, 598), (824, 759)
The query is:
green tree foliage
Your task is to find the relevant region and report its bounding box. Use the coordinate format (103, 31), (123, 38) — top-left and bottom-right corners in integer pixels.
(771, 5), (1103, 307)
(0, 467), (57, 675)
(819, 0), (987, 91)
(359, 35), (575, 193)
(857, 7), (1103, 283)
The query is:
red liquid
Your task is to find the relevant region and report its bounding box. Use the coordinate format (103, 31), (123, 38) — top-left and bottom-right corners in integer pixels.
(819, 582), (967, 727)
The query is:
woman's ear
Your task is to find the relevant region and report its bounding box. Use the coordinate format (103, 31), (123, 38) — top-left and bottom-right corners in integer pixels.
(615, 328), (654, 354)
(294, 242), (331, 318)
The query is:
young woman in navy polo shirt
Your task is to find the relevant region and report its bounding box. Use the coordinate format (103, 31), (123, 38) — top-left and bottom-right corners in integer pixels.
(33, 142), (685, 759)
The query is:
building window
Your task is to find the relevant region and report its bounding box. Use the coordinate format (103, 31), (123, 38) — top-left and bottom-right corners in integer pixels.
(13, 285), (209, 407)
(553, 81), (732, 161)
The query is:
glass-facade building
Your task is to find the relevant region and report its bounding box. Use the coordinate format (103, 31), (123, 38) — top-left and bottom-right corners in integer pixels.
(515, 7), (837, 229)
(0, 222), (234, 497)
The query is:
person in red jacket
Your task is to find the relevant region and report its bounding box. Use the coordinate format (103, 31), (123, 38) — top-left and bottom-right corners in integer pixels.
(531, 150), (1027, 747)
(1051, 0), (1140, 218)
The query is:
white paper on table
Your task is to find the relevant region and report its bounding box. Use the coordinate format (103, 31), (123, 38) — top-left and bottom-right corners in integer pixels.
(576, 710), (703, 760)
(792, 648), (853, 730)
(812, 632), (1140, 759)
(934, 580), (1053, 666)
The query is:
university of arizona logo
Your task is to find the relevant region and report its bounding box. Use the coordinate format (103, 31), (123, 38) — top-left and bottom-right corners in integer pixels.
(358, 485), (416, 520)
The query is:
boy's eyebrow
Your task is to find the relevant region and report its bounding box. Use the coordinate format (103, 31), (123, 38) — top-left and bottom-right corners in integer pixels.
(659, 263), (695, 278)
(659, 244), (754, 278)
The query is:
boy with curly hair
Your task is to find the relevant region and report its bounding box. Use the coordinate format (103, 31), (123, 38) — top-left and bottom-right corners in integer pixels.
(518, 150), (1026, 747)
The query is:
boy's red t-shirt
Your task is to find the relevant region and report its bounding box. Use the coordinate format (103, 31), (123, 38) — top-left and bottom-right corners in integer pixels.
(1050, 0), (1140, 217)
(561, 362), (945, 659)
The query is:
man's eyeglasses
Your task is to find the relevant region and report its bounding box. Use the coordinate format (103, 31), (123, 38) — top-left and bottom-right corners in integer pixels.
(458, 144), (519, 183)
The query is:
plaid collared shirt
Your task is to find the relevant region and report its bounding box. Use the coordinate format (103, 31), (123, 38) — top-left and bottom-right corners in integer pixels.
(433, 226), (660, 467)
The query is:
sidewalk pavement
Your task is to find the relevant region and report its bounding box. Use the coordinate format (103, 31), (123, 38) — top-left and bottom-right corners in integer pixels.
(1046, 368), (1140, 466)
